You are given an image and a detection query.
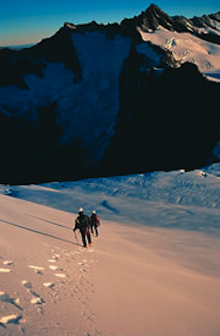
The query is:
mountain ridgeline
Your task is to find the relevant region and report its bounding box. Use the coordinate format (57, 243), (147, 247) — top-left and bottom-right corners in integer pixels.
(0, 4), (219, 184)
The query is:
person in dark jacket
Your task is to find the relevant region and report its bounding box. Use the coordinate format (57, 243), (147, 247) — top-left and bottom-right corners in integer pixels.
(73, 208), (92, 248)
(89, 210), (100, 237)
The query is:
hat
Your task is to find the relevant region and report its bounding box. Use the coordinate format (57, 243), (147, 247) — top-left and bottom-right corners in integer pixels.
(78, 207), (84, 213)
(92, 210), (96, 214)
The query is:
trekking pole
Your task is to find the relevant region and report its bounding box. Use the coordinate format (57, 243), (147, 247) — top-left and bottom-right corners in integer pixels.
(74, 230), (79, 245)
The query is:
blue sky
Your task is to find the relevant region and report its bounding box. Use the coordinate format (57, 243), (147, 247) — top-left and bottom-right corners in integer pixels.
(0, 0), (219, 46)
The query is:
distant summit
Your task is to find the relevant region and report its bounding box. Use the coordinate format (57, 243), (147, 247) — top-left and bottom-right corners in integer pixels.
(135, 4), (177, 31)
(0, 43), (35, 50)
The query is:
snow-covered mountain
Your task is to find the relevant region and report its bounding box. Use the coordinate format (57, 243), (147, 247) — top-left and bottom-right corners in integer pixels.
(0, 4), (219, 184)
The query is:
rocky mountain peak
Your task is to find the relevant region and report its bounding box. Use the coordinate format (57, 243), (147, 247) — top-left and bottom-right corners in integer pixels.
(137, 4), (175, 31)
(64, 22), (77, 30)
(145, 3), (168, 16)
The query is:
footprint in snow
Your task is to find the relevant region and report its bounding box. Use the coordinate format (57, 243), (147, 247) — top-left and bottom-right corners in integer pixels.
(22, 281), (32, 290)
(49, 265), (60, 271)
(43, 282), (55, 289)
(28, 265), (45, 275)
(0, 314), (23, 327)
(30, 297), (44, 305)
(51, 254), (60, 261)
(55, 273), (66, 278)
(28, 265), (45, 271)
(22, 281), (45, 305)
(0, 268), (11, 273)
(3, 260), (13, 266)
(0, 292), (22, 310)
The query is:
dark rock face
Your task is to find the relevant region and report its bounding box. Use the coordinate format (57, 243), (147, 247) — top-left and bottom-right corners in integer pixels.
(0, 4), (219, 184)
(100, 62), (220, 176)
(137, 4), (178, 31)
(29, 25), (82, 83)
(189, 12), (220, 44)
(0, 25), (82, 90)
(0, 100), (87, 184)
(0, 48), (45, 89)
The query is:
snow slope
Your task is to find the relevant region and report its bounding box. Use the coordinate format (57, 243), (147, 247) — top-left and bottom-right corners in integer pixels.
(138, 26), (220, 78)
(0, 164), (220, 335)
(4, 163), (220, 235)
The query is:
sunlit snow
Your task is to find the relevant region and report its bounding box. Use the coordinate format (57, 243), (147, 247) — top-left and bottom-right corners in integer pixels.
(138, 27), (220, 75)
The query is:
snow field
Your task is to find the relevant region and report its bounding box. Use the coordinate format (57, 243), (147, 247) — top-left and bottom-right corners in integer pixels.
(4, 163), (220, 235)
(0, 243), (99, 334)
(139, 26), (220, 76)
(0, 163), (220, 334)
(0, 197), (101, 335)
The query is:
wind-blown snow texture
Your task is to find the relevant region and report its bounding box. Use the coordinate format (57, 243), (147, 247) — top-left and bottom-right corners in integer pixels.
(2, 163), (220, 235)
